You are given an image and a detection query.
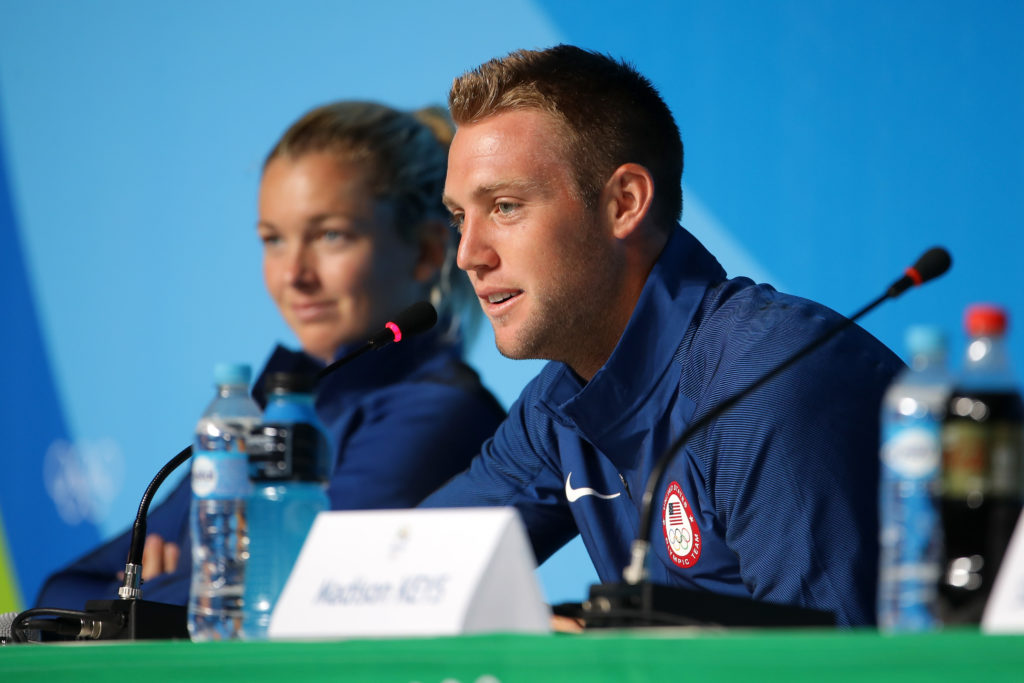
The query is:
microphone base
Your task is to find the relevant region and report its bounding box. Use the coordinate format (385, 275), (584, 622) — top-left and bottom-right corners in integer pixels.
(581, 581), (835, 629)
(84, 599), (188, 640)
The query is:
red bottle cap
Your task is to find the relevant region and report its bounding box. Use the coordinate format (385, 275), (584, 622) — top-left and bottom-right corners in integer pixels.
(965, 303), (1008, 337)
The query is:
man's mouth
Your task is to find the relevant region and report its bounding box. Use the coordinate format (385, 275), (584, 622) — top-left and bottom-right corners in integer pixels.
(487, 292), (519, 304)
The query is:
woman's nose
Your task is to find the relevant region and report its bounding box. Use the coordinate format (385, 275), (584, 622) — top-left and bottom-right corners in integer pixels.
(285, 245), (318, 288)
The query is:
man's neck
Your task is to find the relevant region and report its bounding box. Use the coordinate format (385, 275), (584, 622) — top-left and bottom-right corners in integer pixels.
(570, 229), (671, 383)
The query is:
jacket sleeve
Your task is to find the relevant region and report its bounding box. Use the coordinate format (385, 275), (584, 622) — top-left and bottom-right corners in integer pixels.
(420, 389), (579, 564)
(324, 379), (506, 510)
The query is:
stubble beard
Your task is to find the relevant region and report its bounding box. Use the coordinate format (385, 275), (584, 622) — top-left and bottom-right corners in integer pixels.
(490, 220), (623, 375)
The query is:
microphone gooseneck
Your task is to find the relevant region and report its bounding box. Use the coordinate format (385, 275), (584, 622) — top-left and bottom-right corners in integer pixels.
(121, 445), (194, 597)
(621, 247), (952, 586)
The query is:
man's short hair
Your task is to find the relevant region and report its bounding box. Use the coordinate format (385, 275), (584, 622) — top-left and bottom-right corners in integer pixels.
(448, 44), (683, 227)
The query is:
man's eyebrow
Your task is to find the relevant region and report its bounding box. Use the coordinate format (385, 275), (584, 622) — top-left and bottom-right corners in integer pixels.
(478, 179), (546, 195)
(443, 179), (546, 209)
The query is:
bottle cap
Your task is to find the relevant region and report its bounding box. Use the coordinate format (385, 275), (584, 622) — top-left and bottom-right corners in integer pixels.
(965, 304), (1008, 337)
(264, 372), (317, 396)
(213, 362), (252, 386)
(905, 325), (947, 357)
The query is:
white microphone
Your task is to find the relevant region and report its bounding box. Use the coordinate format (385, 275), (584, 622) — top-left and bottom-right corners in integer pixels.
(0, 611), (19, 644)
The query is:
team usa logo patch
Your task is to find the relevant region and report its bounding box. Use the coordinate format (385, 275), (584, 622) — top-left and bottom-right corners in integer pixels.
(662, 481), (702, 568)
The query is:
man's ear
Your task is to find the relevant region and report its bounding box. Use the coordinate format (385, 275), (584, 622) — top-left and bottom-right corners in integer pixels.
(412, 218), (449, 283)
(603, 163), (655, 240)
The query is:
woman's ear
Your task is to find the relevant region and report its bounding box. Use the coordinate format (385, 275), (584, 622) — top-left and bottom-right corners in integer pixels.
(413, 218), (449, 283)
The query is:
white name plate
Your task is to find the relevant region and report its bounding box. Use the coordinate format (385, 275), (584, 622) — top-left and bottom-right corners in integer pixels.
(983, 509), (1024, 633)
(268, 507), (551, 639)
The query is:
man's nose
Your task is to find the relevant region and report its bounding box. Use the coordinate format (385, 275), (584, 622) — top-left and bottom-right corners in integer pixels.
(455, 215), (498, 274)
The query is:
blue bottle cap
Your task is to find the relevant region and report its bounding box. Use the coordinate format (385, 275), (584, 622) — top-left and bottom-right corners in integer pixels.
(213, 362), (252, 386)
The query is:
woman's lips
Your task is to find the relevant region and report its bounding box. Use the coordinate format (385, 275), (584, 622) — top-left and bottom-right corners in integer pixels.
(291, 301), (336, 322)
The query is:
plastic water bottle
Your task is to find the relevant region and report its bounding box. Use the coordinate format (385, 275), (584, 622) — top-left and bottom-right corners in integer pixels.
(242, 372), (331, 640)
(878, 325), (950, 632)
(939, 304), (1024, 623)
(188, 362), (262, 641)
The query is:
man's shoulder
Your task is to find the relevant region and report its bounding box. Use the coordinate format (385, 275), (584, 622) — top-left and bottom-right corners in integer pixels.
(683, 277), (901, 387)
(702, 277), (840, 332)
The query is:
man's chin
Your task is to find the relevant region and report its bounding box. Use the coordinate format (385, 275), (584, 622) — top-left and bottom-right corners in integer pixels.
(493, 329), (548, 363)
(493, 332), (527, 362)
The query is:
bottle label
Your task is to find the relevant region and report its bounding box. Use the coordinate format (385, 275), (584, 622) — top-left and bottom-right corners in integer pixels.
(942, 421), (988, 497)
(989, 421), (1024, 497)
(247, 422), (331, 483)
(192, 450), (251, 499)
(879, 419), (942, 632)
(882, 425), (941, 479)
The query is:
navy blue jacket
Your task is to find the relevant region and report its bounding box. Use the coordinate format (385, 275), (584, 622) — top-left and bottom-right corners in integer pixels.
(424, 227), (902, 626)
(36, 326), (505, 608)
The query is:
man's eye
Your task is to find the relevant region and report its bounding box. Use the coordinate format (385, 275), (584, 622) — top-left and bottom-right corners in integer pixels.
(259, 234), (281, 247)
(496, 202), (518, 215)
(449, 214), (465, 232)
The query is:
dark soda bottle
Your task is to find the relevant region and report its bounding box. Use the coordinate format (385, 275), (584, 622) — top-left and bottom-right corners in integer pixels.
(939, 304), (1024, 623)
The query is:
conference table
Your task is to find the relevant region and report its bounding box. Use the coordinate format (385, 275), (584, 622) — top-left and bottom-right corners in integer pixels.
(2, 628), (1023, 682)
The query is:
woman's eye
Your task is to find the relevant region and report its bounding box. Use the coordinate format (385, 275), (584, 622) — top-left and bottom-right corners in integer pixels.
(320, 229), (352, 244)
(259, 233), (281, 247)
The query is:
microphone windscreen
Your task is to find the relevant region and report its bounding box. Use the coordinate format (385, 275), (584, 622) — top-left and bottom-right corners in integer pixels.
(392, 301), (438, 337)
(320, 301), (440, 377)
(912, 247), (952, 285)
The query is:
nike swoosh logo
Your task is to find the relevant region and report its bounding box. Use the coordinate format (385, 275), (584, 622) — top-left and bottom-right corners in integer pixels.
(565, 472), (621, 503)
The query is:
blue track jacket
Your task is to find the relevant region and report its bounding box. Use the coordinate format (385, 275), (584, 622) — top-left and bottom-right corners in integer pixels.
(424, 227), (903, 626)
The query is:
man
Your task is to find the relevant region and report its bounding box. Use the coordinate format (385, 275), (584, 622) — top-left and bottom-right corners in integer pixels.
(425, 45), (902, 626)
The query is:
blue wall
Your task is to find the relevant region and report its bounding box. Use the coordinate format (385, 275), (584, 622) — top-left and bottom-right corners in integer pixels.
(1, 1), (1021, 609)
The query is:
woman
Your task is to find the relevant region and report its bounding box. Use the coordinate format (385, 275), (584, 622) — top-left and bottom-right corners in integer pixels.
(36, 102), (505, 608)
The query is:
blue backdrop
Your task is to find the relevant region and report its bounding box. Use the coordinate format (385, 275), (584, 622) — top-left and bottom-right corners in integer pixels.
(1, 1), (1021, 610)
